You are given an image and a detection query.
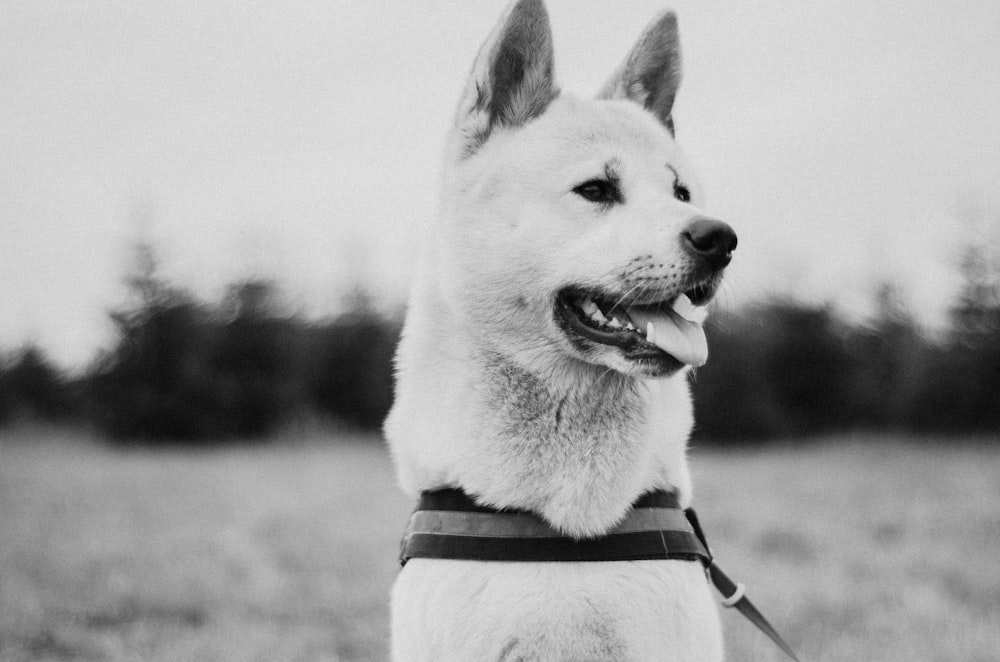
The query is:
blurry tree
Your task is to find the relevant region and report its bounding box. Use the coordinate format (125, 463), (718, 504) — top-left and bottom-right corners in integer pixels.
(303, 290), (400, 429)
(86, 242), (222, 440)
(844, 283), (925, 428)
(86, 242), (312, 441)
(913, 231), (1000, 432)
(82, 243), (402, 441)
(952, 229), (1000, 340)
(210, 279), (298, 437)
(692, 309), (786, 440)
(693, 301), (855, 441)
(759, 302), (854, 434)
(0, 344), (74, 424)
(86, 261), (216, 440)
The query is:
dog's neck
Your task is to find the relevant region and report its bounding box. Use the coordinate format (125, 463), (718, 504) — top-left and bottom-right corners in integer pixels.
(386, 296), (695, 537)
(479, 350), (641, 445)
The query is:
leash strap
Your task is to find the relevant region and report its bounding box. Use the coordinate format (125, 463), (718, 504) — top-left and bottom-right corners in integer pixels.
(685, 509), (801, 662)
(400, 489), (800, 662)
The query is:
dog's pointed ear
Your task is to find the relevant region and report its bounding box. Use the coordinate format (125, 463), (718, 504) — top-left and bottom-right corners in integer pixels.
(454, 0), (558, 155)
(597, 12), (681, 135)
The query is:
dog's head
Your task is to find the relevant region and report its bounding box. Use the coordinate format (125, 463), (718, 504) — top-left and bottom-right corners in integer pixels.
(434, 0), (736, 379)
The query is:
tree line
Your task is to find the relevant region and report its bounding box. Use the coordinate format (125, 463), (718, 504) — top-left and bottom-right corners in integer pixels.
(1, 243), (998, 444)
(0, 245), (397, 441)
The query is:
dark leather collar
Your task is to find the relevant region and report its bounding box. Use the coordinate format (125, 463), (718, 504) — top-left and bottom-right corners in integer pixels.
(400, 488), (710, 565)
(397, 487), (800, 661)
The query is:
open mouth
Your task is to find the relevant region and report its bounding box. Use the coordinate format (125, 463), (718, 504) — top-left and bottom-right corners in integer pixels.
(555, 280), (718, 371)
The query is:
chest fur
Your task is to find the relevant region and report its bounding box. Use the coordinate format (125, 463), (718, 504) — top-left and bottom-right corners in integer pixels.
(452, 357), (659, 536)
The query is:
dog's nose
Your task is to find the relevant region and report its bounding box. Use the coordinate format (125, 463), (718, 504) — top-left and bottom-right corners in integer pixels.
(682, 219), (737, 269)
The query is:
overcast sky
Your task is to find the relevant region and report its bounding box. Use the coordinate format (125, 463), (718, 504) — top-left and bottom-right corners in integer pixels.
(3, 1), (999, 367)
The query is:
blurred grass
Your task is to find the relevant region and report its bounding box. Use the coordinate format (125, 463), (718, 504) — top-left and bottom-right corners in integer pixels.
(1, 428), (998, 661)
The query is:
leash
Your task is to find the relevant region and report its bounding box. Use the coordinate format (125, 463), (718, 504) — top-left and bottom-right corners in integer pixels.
(684, 508), (801, 662)
(400, 488), (800, 661)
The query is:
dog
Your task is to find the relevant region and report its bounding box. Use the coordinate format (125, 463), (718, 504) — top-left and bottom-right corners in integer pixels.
(385, 1), (737, 659)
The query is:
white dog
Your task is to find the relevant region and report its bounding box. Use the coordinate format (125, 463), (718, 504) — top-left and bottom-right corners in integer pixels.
(385, 1), (738, 659)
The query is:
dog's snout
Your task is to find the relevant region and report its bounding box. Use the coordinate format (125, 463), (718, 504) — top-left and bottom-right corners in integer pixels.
(681, 219), (737, 269)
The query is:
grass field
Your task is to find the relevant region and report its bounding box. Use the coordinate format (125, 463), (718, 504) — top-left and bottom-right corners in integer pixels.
(1, 428), (998, 662)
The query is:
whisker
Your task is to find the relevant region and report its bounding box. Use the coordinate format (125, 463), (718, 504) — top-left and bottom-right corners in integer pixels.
(610, 282), (644, 311)
(634, 281), (653, 304)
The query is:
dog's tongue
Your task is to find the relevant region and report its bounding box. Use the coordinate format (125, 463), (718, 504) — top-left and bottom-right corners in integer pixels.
(628, 303), (708, 367)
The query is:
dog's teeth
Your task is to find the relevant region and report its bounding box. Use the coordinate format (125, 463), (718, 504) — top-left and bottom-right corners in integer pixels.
(608, 318), (622, 329)
(590, 308), (607, 324)
(646, 322), (656, 343)
(581, 299), (599, 315)
(625, 322), (636, 331)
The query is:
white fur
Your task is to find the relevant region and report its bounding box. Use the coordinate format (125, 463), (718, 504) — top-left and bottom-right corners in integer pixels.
(386, 1), (727, 659)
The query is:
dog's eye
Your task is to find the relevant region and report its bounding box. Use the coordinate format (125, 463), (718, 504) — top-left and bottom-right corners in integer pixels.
(673, 181), (691, 203)
(573, 179), (622, 205)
